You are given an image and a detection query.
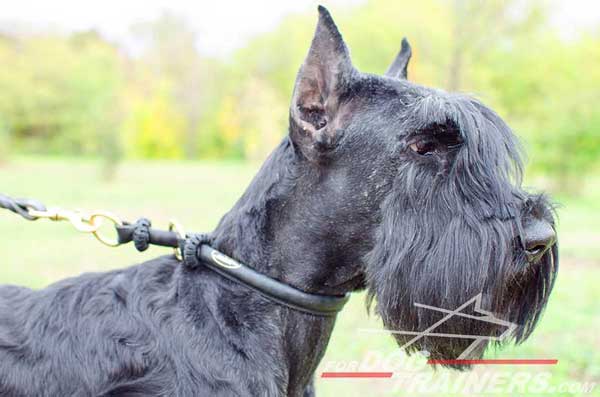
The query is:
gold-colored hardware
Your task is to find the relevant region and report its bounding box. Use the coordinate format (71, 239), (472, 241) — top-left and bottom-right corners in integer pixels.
(28, 207), (123, 246)
(168, 220), (186, 261)
(91, 212), (123, 247)
(22, 202), (185, 256)
(28, 208), (100, 233)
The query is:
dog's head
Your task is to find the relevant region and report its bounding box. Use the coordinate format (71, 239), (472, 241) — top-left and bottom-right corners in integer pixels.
(288, 6), (558, 366)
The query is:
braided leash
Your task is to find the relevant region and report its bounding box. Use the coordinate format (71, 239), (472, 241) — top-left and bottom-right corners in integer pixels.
(0, 194), (47, 220)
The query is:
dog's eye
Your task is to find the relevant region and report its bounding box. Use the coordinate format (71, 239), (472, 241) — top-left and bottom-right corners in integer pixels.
(409, 140), (436, 155)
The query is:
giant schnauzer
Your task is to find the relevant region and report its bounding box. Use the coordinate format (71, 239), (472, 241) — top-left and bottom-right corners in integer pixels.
(0, 6), (557, 396)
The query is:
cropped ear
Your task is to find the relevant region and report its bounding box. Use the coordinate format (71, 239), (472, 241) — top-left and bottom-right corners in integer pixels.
(385, 38), (412, 79)
(289, 6), (355, 162)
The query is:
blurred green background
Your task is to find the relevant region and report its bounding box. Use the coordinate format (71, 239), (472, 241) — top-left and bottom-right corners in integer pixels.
(0, 0), (598, 396)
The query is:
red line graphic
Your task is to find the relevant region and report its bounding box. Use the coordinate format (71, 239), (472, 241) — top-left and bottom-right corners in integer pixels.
(427, 359), (558, 365)
(321, 372), (393, 378)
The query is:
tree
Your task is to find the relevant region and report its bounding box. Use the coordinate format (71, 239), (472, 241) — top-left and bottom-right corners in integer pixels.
(129, 12), (215, 159)
(0, 30), (124, 158)
(445, 0), (544, 91)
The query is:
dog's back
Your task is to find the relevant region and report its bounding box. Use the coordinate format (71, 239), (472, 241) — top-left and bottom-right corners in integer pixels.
(0, 257), (182, 396)
(0, 255), (285, 396)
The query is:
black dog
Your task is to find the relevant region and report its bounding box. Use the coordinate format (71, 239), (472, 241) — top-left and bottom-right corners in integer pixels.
(0, 6), (557, 396)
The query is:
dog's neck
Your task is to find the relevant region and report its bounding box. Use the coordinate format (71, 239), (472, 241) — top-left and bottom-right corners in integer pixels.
(211, 138), (368, 296)
(190, 138), (369, 393)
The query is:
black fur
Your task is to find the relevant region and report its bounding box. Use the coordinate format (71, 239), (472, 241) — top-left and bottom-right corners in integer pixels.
(0, 6), (557, 396)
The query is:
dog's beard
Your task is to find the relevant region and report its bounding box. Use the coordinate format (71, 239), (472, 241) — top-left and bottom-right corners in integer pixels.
(365, 176), (558, 369)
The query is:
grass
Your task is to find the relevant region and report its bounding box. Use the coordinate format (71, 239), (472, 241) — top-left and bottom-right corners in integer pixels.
(0, 156), (598, 397)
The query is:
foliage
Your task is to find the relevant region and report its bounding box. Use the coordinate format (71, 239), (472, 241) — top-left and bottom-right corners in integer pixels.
(123, 82), (185, 159)
(0, 1), (598, 192)
(0, 31), (123, 156)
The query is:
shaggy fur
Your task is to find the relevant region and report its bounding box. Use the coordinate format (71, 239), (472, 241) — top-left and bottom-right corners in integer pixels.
(0, 6), (557, 396)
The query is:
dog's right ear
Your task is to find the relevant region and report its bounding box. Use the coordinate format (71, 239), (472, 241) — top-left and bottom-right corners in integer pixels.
(289, 6), (354, 162)
(385, 38), (412, 80)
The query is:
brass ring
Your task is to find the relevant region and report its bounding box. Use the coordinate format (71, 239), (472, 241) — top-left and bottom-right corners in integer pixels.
(169, 220), (186, 261)
(90, 212), (123, 247)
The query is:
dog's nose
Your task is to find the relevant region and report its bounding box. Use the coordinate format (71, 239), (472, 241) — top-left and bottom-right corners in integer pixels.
(523, 219), (556, 262)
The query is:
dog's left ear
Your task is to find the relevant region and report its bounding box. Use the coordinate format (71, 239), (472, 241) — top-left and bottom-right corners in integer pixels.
(385, 38), (412, 80)
(289, 6), (355, 162)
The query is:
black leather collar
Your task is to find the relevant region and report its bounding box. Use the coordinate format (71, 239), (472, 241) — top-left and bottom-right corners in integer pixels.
(115, 223), (350, 317)
(193, 244), (350, 317)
